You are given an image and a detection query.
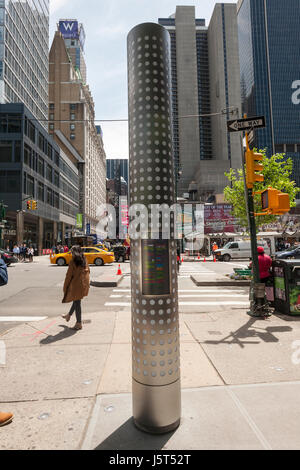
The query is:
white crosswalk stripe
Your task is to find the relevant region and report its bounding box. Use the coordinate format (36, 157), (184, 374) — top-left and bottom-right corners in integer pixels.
(106, 287), (249, 309)
(0, 317), (47, 323)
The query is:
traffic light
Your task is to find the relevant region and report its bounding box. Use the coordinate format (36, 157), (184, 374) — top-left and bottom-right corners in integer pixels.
(261, 188), (290, 215)
(27, 200), (32, 210)
(245, 149), (264, 189)
(0, 203), (5, 222)
(32, 200), (37, 211)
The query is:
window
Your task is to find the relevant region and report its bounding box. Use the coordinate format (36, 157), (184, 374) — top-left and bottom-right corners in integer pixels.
(38, 182), (44, 202)
(70, 134), (75, 140)
(47, 143), (53, 160)
(70, 124), (76, 131)
(38, 157), (44, 177)
(0, 141), (13, 162)
(70, 104), (76, 110)
(54, 192), (59, 209)
(46, 164), (52, 183)
(49, 124), (54, 131)
(54, 171), (59, 187)
(46, 187), (53, 206)
(49, 114), (54, 121)
(4, 171), (20, 193)
(15, 141), (21, 162)
(230, 243), (239, 249)
(27, 175), (35, 198)
(286, 144), (295, 153)
(49, 104), (55, 110)
(38, 133), (45, 152)
(275, 144), (284, 153)
(70, 114), (76, 121)
(54, 151), (60, 167)
(8, 116), (21, 133)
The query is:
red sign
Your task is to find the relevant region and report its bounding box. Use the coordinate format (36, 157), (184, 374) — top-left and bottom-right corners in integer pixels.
(204, 204), (235, 234)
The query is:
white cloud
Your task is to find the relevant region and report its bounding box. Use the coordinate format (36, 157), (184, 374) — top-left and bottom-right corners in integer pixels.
(50, 0), (69, 15)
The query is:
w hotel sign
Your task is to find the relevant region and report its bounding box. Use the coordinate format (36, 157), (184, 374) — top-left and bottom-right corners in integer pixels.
(59, 20), (79, 40)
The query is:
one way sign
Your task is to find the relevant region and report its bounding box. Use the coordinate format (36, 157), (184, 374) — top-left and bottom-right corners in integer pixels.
(227, 116), (266, 133)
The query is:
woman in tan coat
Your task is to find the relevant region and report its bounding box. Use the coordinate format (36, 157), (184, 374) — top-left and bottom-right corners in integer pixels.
(62, 246), (90, 330)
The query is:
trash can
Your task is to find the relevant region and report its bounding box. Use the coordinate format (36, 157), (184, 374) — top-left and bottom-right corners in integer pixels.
(273, 260), (300, 315)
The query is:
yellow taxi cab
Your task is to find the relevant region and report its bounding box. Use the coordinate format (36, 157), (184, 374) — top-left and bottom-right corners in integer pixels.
(50, 247), (115, 267)
(95, 243), (109, 251)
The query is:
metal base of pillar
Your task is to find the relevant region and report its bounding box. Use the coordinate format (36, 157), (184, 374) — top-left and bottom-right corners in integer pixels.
(132, 379), (181, 435)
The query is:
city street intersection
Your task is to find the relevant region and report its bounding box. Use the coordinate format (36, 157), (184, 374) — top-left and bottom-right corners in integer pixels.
(1, 257), (300, 450)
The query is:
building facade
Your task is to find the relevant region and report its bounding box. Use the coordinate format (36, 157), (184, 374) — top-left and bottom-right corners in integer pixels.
(0, 0), (49, 130)
(159, 5), (242, 201)
(106, 159), (129, 185)
(237, 0), (300, 188)
(0, 103), (79, 251)
(49, 23), (106, 236)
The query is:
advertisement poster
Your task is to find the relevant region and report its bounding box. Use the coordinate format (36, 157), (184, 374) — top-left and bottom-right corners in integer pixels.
(289, 286), (300, 314)
(204, 204), (235, 234)
(274, 267), (286, 301)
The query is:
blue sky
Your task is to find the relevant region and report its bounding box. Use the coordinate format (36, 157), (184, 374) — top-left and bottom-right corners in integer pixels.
(50, 0), (237, 159)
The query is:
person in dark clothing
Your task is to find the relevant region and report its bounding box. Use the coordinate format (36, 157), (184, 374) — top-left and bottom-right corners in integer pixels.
(62, 246), (90, 331)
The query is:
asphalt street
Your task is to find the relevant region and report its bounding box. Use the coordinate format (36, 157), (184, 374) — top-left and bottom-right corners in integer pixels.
(0, 256), (249, 335)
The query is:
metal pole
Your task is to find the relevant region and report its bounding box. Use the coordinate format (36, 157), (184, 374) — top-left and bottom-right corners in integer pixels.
(128, 22), (181, 434)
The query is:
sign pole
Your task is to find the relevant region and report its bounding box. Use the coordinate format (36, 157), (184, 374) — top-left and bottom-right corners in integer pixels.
(128, 22), (181, 434)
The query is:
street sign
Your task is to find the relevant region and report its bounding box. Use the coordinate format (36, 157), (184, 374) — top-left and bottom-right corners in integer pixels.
(227, 116), (266, 133)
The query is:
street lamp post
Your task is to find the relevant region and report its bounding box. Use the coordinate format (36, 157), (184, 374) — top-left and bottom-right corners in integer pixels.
(127, 22), (181, 434)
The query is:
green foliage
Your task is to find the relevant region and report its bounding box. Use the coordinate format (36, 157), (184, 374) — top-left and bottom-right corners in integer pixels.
(224, 151), (300, 230)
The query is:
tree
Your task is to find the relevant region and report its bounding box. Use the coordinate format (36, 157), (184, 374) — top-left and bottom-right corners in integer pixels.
(224, 152), (299, 230)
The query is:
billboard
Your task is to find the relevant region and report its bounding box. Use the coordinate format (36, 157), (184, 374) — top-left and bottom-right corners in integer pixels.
(59, 20), (79, 40)
(204, 204), (235, 234)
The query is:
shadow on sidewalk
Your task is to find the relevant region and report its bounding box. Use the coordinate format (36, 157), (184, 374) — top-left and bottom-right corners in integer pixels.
(204, 317), (293, 349)
(94, 418), (175, 451)
(39, 325), (78, 345)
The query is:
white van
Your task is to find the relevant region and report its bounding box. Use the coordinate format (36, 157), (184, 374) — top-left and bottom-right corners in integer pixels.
(214, 240), (270, 262)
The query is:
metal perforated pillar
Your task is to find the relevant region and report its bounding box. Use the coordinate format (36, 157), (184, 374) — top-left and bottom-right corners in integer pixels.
(127, 23), (181, 434)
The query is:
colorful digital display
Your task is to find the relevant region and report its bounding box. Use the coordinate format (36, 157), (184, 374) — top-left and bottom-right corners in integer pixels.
(142, 241), (170, 296)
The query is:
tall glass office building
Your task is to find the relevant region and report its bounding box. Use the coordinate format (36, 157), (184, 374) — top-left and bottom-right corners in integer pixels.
(237, 0), (300, 187)
(0, 0), (49, 129)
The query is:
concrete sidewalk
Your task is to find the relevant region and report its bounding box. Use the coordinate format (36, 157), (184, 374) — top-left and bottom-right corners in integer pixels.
(1, 294), (300, 449)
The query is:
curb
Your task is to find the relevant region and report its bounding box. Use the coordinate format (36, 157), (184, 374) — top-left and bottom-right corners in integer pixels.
(90, 275), (124, 288)
(190, 275), (251, 287)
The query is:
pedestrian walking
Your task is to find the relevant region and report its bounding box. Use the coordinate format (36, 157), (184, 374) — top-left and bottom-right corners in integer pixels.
(27, 246), (34, 263)
(13, 245), (20, 260)
(62, 246), (90, 331)
(0, 256), (13, 427)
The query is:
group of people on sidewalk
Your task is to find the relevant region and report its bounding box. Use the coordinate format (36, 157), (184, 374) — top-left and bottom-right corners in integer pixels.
(12, 244), (34, 262)
(0, 245), (90, 427)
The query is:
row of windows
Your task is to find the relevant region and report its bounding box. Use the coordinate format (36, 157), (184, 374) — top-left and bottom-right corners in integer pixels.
(24, 172), (59, 208)
(4, 83), (47, 131)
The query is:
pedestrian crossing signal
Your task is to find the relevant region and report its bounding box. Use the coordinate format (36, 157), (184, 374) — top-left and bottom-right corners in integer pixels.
(261, 188), (290, 215)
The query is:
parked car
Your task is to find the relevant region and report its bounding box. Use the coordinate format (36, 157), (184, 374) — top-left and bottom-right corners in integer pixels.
(50, 247), (115, 267)
(0, 249), (18, 266)
(214, 240), (270, 262)
(275, 245), (300, 260)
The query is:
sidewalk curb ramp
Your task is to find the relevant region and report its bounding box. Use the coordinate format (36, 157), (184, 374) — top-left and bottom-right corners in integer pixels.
(90, 275), (124, 288)
(191, 275), (251, 287)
